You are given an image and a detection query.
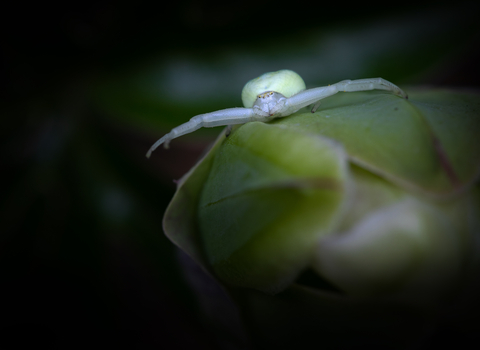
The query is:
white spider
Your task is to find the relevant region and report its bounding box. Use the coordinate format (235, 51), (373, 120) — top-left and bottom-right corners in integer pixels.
(146, 70), (407, 158)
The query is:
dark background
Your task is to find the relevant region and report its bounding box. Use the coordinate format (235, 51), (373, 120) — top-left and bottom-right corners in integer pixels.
(1, 1), (479, 348)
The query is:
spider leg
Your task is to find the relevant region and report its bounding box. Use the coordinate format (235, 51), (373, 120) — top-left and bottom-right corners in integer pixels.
(225, 125), (233, 137)
(311, 101), (321, 113)
(146, 107), (254, 158)
(334, 78), (408, 99)
(284, 78), (407, 115)
(284, 85), (338, 114)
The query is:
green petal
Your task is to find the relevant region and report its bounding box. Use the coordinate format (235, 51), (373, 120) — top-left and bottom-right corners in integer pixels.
(163, 130), (227, 269)
(313, 197), (466, 301)
(409, 89), (480, 189)
(198, 122), (349, 293)
(279, 89), (480, 195)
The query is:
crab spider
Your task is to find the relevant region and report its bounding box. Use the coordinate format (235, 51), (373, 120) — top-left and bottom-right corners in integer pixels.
(146, 70), (407, 158)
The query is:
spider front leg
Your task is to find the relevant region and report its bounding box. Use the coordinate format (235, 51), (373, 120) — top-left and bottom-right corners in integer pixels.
(334, 78), (408, 99)
(284, 78), (407, 115)
(146, 107), (254, 158)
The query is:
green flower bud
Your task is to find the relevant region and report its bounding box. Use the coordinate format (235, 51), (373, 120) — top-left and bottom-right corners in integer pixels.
(163, 88), (480, 347)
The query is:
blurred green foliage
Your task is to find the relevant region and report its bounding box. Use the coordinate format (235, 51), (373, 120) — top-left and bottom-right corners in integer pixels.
(1, 1), (479, 348)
